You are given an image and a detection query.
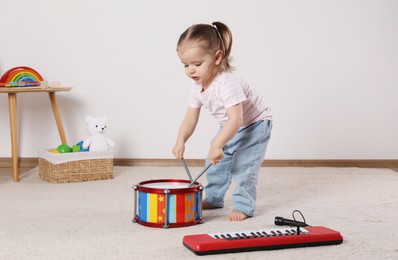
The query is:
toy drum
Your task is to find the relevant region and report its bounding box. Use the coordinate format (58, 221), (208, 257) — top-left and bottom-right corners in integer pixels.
(133, 179), (203, 228)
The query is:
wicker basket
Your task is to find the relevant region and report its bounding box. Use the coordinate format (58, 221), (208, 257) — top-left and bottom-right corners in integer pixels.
(38, 150), (113, 183)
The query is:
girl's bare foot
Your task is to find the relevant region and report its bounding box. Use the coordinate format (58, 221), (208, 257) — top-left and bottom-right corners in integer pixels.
(226, 210), (249, 221)
(202, 200), (218, 210)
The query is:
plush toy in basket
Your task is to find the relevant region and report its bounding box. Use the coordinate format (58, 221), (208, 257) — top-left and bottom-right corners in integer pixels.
(38, 116), (114, 183)
(47, 116), (115, 154)
(83, 116), (115, 152)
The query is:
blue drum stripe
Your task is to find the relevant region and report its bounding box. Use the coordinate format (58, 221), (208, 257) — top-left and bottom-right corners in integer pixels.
(139, 192), (148, 221)
(195, 192), (200, 220)
(169, 194), (176, 223)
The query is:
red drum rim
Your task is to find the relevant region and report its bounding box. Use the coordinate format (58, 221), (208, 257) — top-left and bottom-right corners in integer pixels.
(135, 179), (202, 194)
(133, 217), (203, 228)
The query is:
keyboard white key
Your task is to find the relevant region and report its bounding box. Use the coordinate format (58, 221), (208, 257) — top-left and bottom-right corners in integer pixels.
(209, 227), (310, 240)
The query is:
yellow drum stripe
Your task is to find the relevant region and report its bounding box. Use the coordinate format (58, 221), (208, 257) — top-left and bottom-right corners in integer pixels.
(149, 193), (158, 223)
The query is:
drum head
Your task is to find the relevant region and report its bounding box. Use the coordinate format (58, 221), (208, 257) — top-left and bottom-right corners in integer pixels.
(142, 181), (190, 189)
(137, 179), (201, 193)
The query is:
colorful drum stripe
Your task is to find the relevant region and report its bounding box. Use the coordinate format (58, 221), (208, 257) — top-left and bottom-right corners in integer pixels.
(138, 191), (200, 224)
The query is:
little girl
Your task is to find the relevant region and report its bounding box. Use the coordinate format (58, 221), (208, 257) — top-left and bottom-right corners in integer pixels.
(172, 22), (273, 221)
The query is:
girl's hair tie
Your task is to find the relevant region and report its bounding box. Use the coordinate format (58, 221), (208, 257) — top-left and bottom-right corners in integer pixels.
(212, 24), (226, 54)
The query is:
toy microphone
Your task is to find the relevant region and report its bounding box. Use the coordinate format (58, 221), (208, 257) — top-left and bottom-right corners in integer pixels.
(274, 216), (308, 227)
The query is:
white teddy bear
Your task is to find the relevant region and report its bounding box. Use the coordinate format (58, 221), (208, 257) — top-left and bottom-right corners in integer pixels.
(82, 116), (115, 152)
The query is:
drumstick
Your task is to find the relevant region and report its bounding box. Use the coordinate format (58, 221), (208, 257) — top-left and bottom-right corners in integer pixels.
(188, 163), (212, 187)
(181, 158), (193, 182)
(189, 145), (227, 187)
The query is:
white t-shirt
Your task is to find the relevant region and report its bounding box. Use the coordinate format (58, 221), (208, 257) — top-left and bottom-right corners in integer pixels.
(188, 71), (272, 127)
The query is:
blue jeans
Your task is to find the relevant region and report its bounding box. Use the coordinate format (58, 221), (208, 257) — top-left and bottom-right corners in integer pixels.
(204, 120), (272, 216)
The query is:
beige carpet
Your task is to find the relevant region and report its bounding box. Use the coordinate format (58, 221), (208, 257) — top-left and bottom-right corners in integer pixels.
(0, 166), (397, 259)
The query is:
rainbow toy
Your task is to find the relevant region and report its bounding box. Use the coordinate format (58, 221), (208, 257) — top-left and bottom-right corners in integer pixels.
(0, 66), (43, 87)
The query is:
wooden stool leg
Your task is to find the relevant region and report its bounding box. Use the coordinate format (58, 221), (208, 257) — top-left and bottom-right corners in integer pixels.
(8, 93), (19, 182)
(48, 92), (68, 144)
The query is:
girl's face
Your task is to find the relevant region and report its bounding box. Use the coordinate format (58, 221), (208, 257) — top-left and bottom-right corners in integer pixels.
(177, 40), (222, 90)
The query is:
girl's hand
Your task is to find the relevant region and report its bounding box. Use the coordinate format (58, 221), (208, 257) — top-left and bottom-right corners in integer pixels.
(208, 147), (224, 164)
(172, 143), (185, 159)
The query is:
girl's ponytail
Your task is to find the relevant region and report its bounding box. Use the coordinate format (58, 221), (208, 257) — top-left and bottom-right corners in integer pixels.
(212, 22), (233, 71)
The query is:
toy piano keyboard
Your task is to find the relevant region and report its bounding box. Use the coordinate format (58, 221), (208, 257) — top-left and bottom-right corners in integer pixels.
(183, 226), (343, 255)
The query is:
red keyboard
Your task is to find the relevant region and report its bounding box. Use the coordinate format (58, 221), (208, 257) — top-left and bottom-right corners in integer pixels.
(183, 226), (343, 255)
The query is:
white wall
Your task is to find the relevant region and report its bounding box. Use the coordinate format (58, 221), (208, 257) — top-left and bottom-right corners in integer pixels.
(0, 0), (397, 160)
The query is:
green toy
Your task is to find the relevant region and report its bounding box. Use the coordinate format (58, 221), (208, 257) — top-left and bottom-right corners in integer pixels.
(72, 144), (81, 152)
(57, 144), (72, 153)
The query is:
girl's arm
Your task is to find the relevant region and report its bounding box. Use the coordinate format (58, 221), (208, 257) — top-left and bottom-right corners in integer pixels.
(208, 103), (243, 164)
(172, 107), (201, 159)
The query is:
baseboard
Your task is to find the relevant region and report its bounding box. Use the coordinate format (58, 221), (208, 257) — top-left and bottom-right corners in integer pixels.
(1, 157), (397, 171)
(114, 159), (398, 171)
